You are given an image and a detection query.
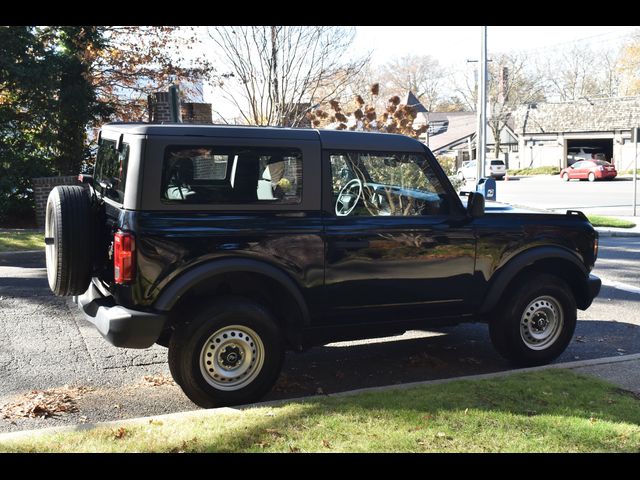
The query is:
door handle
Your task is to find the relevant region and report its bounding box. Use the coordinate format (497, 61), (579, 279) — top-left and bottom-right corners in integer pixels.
(333, 240), (370, 249)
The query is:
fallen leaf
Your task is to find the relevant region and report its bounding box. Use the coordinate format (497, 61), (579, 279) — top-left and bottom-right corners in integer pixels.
(289, 445), (300, 453)
(142, 374), (176, 387)
(113, 427), (127, 439)
(266, 428), (282, 438)
(322, 439), (331, 448)
(0, 386), (91, 420)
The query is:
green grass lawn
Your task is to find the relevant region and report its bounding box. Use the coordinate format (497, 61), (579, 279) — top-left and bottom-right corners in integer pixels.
(0, 231), (45, 252)
(587, 216), (637, 229)
(2, 369), (639, 453)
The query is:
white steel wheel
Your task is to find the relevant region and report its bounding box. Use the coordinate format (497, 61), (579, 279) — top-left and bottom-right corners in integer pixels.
(199, 325), (265, 391)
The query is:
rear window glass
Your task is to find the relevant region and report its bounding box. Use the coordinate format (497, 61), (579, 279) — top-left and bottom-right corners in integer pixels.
(595, 160), (611, 166)
(94, 138), (129, 203)
(490, 160), (505, 165)
(161, 146), (302, 205)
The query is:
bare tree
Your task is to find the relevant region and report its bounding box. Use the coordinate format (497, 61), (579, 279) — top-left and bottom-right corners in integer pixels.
(487, 54), (546, 156)
(379, 54), (446, 111)
(208, 26), (367, 126)
(538, 44), (622, 101)
(454, 53), (545, 156)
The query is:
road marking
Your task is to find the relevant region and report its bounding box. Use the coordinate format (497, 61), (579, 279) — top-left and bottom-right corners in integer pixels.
(600, 277), (640, 295)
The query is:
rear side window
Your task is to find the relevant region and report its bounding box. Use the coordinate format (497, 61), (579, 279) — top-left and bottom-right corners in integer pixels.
(161, 146), (302, 205)
(94, 138), (129, 203)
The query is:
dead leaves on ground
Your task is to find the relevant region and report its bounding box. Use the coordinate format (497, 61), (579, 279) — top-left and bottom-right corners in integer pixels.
(141, 374), (176, 387)
(0, 386), (92, 420)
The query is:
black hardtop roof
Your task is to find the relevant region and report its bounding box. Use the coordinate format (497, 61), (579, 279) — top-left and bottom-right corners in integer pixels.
(101, 123), (426, 152)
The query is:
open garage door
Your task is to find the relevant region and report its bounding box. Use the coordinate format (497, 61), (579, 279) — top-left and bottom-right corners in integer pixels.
(567, 138), (614, 166)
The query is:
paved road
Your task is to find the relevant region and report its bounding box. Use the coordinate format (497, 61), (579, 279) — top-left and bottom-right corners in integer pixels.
(471, 175), (640, 216)
(1, 235), (639, 433)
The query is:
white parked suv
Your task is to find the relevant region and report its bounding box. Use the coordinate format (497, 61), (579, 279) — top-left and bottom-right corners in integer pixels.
(457, 159), (506, 181)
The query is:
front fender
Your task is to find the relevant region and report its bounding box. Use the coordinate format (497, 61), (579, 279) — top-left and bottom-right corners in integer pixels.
(479, 246), (588, 314)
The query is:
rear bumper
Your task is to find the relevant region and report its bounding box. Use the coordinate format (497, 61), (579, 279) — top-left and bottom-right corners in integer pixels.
(73, 281), (167, 349)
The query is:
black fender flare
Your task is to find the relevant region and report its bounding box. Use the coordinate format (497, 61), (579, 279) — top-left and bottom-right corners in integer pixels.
(153, 258), (311, 327)
(479, 246), (588, 314)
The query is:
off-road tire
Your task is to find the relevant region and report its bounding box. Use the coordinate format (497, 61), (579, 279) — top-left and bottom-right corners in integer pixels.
(168, 297), (284, 408)
(45, 185), (93, 296)
(489, 274), (577, 367)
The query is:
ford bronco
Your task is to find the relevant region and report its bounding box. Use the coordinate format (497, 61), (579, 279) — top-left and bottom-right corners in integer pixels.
(44, 124), (601, 407)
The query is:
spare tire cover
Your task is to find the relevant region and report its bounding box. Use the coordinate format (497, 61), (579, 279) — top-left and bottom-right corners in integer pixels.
(45, 185), (93, 296)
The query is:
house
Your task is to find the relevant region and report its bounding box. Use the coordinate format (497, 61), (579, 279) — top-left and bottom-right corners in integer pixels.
(424, 112), (519, 169)
(512, 96), (640, 171)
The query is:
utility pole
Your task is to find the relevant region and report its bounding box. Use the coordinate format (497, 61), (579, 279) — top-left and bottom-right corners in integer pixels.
(634, 126), (638, 217)
(476, 26), (488, 182)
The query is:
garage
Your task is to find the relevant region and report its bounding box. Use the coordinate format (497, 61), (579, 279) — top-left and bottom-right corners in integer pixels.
(514, 96), (640, 172)
(566, 138), (614, 165)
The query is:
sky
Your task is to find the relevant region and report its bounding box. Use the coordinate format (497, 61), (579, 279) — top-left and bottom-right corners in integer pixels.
(199, 26), (638, 120)
(351, 26), (638, 67)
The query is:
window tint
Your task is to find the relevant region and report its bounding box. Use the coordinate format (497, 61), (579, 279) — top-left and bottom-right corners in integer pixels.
(94, 138), (129, 203)
(161, 146), (302, 205)
(330, 151), (449, 217)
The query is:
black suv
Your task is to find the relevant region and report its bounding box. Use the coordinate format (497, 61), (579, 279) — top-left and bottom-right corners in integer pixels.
(44, 124), (601, 407)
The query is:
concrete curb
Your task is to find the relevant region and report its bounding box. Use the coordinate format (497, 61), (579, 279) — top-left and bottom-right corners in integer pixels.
(2, 353), (640, 444)
(595, 228), (640, 237)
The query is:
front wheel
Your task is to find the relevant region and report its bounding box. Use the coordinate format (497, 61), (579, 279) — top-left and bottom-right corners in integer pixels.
(168, 297), (285, 408)
(588, 172), (596, 182)
(562, 173), (570, 182)
(489, 274), (577, 367)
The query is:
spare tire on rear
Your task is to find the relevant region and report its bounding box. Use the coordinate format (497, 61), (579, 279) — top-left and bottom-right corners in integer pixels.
(45, 185), (94, 296)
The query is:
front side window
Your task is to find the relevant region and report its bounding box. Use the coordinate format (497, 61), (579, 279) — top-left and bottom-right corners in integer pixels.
(161, 146), (302, 205)
(330, 151), (449, 217)
(94, 138), (129, 203)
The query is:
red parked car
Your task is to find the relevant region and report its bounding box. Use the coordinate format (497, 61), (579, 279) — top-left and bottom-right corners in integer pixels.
(560, 160), (617, 182)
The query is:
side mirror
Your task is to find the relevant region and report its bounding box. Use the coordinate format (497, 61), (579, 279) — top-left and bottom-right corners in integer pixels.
(467, 191), (485, 218)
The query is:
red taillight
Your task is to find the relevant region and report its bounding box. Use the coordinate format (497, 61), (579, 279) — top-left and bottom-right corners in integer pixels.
(114, 231), (135, 284)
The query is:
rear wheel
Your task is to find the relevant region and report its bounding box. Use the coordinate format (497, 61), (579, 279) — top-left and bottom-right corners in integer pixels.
(168, 297), (284, 408)
(45, 186), (94, 296)
(489, 274), (577, 367)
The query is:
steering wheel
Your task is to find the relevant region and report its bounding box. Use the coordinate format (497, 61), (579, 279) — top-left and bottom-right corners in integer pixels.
(335, 178), (363, 216)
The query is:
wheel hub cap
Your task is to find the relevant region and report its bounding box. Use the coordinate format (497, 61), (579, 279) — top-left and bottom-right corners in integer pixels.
(520, 296), (564, 350)
(200, 325), (265, 391)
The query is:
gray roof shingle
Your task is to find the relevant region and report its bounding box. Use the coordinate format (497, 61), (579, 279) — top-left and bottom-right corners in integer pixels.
(513, 96), (640, 134)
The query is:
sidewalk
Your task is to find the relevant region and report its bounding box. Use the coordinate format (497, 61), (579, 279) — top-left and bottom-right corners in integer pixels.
(1, 353), (639, 443)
